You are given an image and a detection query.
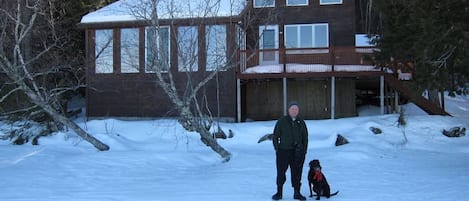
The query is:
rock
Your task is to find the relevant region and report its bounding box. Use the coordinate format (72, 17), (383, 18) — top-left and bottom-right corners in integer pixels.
(335, 134), (349, 146)
(257, 133), (273, 143)
(442, 127), (466, 137)
(370, 127), (382, 134)
(228, 129), (235, 138)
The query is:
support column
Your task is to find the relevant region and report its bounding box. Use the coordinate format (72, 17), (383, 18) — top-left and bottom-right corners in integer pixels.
(380, 75), (385, 115)
(283, 77), (287, 116)
(236, 79), (241, 122)
(394, 90), (399, 113)
(331, 76), (336, 119)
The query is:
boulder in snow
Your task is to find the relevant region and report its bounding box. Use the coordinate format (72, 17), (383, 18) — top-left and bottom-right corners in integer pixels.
(442, 127), (466, 138)
(335, 134), (349, 146)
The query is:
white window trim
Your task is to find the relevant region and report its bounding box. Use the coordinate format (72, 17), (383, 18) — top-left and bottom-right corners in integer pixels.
(284, 23), (329, 48)
(286, 0), (309, 6)
(320, 0), (343, 5)
(145, 26), (171, 73)
(253, 0), (275, 8)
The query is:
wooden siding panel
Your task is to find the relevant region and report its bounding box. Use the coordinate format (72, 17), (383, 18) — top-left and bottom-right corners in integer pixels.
(287, 79), (331, 119)
(335, 78), (357, 118)
(245, 80), (284, 120)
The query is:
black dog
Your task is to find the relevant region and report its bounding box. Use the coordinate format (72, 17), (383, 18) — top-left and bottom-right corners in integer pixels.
(308, 159), (339, 200)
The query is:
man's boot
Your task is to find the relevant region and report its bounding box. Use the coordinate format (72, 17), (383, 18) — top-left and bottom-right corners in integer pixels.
(272, 185), (283, 200)
(293, 187), (306, 200)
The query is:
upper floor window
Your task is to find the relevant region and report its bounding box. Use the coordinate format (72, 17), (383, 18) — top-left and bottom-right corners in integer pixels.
(287, 0), (308, 6)
(284, 23), (329, 48)
(145, 26), (170, 73)
(95, 29), (113, 74)
(320, 0), (343, 5)
(120, 28), (140, 73)
(206, 25), (227, 71)
(254, 0), (274, 8)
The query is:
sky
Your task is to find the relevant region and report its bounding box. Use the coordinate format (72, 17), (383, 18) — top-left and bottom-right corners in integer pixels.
(0, 94), (468, 201)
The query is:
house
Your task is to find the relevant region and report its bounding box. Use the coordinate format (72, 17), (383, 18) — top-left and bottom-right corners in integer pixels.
(79, 0), (447, 122)
(79, 0), (246, 119)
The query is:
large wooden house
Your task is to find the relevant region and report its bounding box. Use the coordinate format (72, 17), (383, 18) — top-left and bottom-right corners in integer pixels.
(79, 0), (447, 121)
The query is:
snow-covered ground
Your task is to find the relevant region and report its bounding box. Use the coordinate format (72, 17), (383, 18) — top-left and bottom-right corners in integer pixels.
(1, 94), (468, 201)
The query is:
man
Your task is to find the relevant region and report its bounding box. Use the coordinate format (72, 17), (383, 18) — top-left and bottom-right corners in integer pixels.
(272, 101), (308, 200)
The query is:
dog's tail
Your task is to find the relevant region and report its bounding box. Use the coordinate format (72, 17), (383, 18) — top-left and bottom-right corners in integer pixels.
(330, 191), (339, 196)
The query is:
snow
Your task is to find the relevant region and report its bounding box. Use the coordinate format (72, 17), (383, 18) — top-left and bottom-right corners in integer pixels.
(81, 0), (246, 23)
(243, 64), (381, 74)
(1, 94), (469, 201)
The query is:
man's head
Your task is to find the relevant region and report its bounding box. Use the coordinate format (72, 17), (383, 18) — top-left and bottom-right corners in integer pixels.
(288, 101), (299, 119)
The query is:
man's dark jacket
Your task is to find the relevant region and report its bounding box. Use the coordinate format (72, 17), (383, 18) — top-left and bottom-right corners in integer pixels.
(273, 115), (308, 151)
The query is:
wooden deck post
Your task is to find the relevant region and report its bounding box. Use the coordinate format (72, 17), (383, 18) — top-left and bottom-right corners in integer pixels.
(237, 78), (241, 122)
(331, 76), (336, 119)
(283, 77), (287, 116)
(380, 75), (385, 115)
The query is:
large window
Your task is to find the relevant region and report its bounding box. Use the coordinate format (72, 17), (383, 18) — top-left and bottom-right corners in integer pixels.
(254, 0), (274, 8)
(95, 29), (113, 74)
(284, 24), (329, 48)
(205, 25), (227, 71)
(287, 0), (308, 6)
(320, 0), (343, 5)
(178, 26), (198, 72)
(145, 26), (170, 73)
(120, 28), (139, 73)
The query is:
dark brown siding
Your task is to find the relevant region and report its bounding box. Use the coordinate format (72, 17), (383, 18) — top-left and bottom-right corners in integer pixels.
(85, 21), (238, 119)
(245, 0), (356, 48)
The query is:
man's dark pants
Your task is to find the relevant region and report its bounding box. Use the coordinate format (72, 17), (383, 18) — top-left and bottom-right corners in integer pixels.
(276, 148), (306, 189)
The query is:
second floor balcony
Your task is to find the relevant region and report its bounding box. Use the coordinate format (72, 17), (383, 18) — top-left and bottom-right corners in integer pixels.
(237, 46), (386, 79)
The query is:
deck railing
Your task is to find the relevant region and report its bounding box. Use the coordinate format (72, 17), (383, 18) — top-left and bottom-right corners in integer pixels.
(237, 46), (382, 75)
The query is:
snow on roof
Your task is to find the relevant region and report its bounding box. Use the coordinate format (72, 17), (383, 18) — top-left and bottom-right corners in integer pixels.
(81, 0), (246, 23)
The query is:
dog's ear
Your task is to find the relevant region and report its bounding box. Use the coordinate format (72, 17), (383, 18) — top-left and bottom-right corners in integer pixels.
(309, 160), (314, 166)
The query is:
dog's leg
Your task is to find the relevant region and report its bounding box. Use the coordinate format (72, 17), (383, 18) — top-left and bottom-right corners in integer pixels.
(309, 182), (313, 197)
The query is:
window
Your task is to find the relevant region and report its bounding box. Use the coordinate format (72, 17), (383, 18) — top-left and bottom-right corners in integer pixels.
(95, 29), (113, 74)
(145, 26), (170, 73)
(178, 26), (198, 72)
(259, 25), (279, 65)
(120, 28), (139, 73)
(254, 0), (274, 8)
(287, 0), (308, 6)
(205, 25), (227, 71)
(320, 0), (343, 5)
(284, 24), (329, 48)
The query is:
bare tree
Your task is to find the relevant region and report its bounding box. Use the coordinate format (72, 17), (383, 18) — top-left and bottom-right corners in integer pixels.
(0, 0), (109, 150)
(114, 0), (254, 161)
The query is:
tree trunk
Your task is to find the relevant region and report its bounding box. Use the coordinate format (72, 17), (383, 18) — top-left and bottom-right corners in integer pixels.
(178, 109), (231, 161)
(428, 89), (441, 108)
(199, 128), (231, 162)
(51, 110), (110, 151)
(20, 83), (110, 151)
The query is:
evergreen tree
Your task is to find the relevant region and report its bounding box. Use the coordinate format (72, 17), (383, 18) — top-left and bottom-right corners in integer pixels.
(373, 0), (469, 96)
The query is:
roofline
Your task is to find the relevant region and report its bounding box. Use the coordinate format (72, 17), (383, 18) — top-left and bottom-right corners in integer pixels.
(77, 15), (243, 29)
